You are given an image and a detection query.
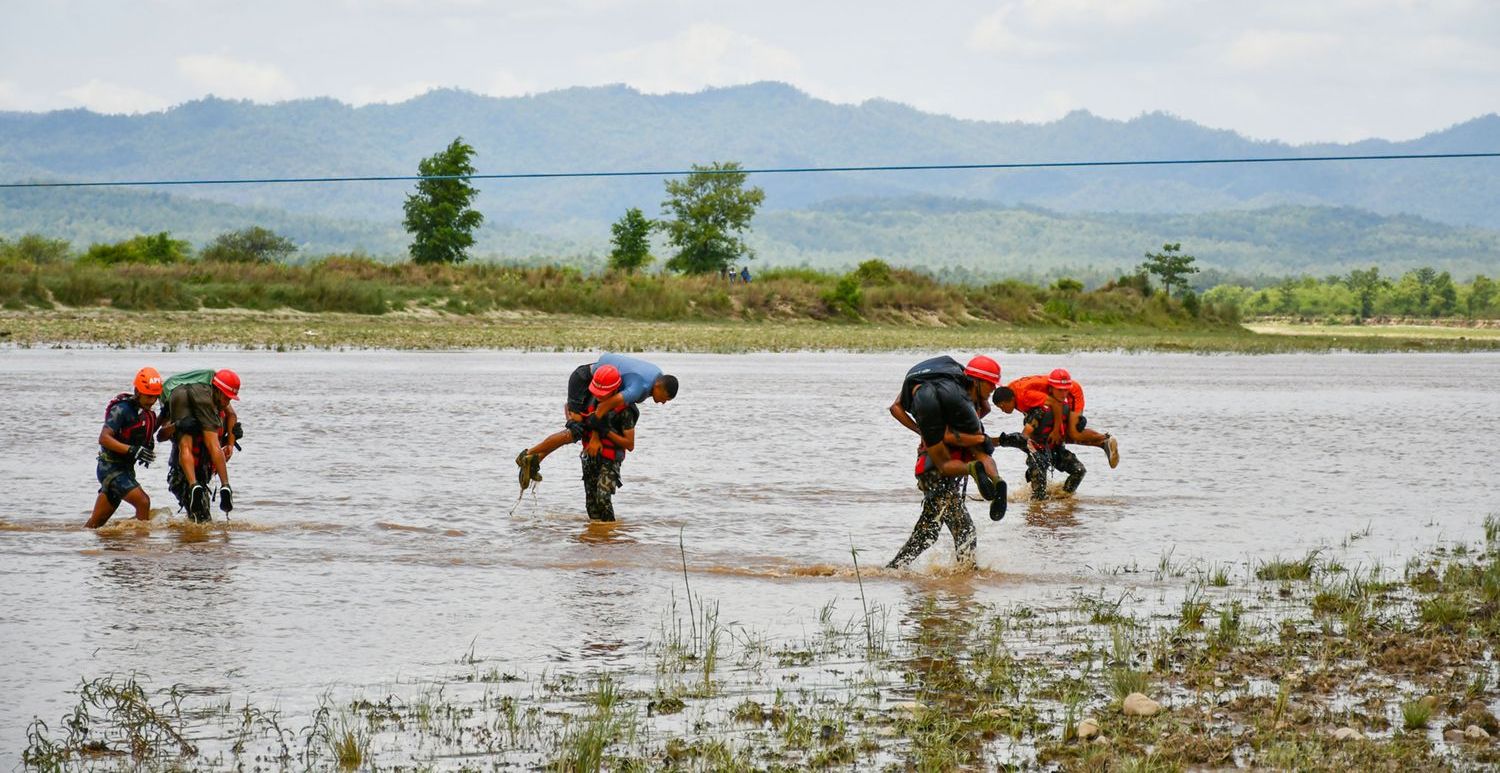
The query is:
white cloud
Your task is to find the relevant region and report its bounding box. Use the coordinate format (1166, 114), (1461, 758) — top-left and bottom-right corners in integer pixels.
(968, 8), (1060, 57)
(1222, 29), (1339, 70)
(1018, 0), (1166, 27)
(60, 78), (171, 113)
(484, 70), (535, 98)
(176, 54), (296, 101)
(350, 80), (443, 104)
(596, 23), (802, 93)
(968, 0), (1165, 56)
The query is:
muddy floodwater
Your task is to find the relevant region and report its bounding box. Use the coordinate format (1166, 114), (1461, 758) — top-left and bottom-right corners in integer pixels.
(2, 349), (1499, 763)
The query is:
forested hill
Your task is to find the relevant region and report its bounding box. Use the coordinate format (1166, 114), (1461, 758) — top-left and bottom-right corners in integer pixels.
(5, 185), (1499, 283)
(2, 83), (1498, 230)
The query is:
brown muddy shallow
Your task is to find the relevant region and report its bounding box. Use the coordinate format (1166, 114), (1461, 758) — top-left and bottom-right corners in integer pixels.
(2, 349), (1499, 762)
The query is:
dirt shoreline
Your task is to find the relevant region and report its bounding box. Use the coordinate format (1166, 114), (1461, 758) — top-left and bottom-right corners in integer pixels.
(5, 309), (1500, 353)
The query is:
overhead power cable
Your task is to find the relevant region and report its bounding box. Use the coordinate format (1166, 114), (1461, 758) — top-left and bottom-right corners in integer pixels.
(1, 151), (1496, 190)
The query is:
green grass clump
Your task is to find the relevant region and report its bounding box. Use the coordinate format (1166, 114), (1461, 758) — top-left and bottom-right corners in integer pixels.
(1256, 553), (1319, 582)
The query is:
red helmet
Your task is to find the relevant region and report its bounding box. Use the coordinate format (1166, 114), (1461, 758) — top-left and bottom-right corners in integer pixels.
(589, 365), (622, 398)
(1048, 368), (1073, 389)
(212, 369), (241, 401)
(964, 355), (1001, 386)
(134, 367), (163, 396)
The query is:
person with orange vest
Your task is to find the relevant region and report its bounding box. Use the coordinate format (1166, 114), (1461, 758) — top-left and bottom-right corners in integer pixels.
(516, 354), (679, 492)
(886, 355), (1007, 570)
(1015, 396), (1088, 500)
(86, 367), (164, 528)
(158, 369), (241, 522)
(578, 395), (640, 522)
(992, 368), (1119, 468)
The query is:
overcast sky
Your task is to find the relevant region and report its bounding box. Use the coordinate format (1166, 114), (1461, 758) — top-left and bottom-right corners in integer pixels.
(2, 0), (1496, 144)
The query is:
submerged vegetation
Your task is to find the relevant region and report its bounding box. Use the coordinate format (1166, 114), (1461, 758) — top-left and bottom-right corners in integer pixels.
(24, 520), (1500, 770)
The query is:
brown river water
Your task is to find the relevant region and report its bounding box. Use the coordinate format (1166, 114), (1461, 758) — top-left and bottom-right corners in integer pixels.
(2, 349), (1498, 759)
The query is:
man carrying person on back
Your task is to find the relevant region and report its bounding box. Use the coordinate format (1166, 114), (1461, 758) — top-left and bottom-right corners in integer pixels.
(157, 369), (241, 523)
(578, 392), (640, 522)
(992, 368), (1119, 468)
(885, 355), (1007, 570)
(86, 367), (164, 528)
(516, 353), (678, 492)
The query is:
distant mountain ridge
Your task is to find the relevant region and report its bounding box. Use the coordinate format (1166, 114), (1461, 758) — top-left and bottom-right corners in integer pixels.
(2, 82), (1498, 230)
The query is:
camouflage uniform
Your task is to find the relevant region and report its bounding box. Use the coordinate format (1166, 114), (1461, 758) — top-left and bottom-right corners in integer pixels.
(887, 469), (976, 569)
(580, 454), (623, 522)
(1025, 445), (1086, 500)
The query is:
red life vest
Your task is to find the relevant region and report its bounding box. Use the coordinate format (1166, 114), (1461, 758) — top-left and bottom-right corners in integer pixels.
(914, 442), (973, 476)
(584, 402), (635, 461)
(104, 393), (157, 448)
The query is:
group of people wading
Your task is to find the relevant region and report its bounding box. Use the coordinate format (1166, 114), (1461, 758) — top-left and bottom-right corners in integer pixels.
(88, 367), (241, 528)
(88, 354), (1119, 572)
(886, 354), (1120, 570)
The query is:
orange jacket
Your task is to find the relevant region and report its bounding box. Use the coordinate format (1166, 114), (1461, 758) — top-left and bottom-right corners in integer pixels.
(1007, 375), (1085, 414)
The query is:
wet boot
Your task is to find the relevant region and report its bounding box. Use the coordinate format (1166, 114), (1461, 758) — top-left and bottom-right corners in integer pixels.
(965, 461), (1001, 501)
(516, 451), (533, 491)
(1025, 460), (1049, 501)
(188, 484), (211, 523)
(1102, 435), (1120, 469)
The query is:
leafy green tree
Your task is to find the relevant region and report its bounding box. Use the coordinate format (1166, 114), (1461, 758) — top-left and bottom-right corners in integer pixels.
(660, 161), (765, 275)
(1140, 243), (1198, 298)
(1413, 266), (1437, 308)
(84, 232), (190, 264)
(403, 137), (484, 265)
(202, 226), (297, 263)
(607, 208), (654, 273)
(0, 233), (71, 264)
(1344, 267), (1386, 321)
(1052, 277), (1084, 293)
(853, 259), (894, 286)
(1430, 271), (1458, 317)
(1469, 275), (1496, 317)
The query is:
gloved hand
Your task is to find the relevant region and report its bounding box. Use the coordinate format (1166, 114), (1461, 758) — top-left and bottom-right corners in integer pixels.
(219, 485), (234, 513)
(980, 436), (996, 455)
(565, 420), (587, 439)
(232, 423), (244, 451)
(130, 444), (155, 467)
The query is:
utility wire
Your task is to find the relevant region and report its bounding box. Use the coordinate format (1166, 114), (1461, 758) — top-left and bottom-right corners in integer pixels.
(1, 151), (1497, 190)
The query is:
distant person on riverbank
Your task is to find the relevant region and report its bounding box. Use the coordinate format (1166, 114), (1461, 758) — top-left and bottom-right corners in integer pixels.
(86, 367), (163, 528)
(515, 354), (678, 493)
(993, 369), (1119, 468)
(157, 369), (241, 522)
(885, 355), (1007, 569)
(740, 266), (751, 283)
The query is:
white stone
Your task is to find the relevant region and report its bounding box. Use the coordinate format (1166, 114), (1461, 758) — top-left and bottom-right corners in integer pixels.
(1075, 718), (1101, 740)
(1122, 693), (1162, 717)
(1466, 725), (1491, 741)
(1333, 727), (1363, 741)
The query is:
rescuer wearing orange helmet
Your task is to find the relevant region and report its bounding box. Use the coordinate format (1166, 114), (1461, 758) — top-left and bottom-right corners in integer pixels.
(886, 354), (1008, 570)
(990, 368), (1120, 500)
(86, 367), (164, 528)
(515, 353), (679, 496)
(158, 368), (241, 522)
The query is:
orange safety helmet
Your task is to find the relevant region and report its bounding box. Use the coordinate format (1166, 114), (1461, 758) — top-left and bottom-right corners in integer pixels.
(964, 355), (1001, 386)
(134, 367), (164, 396)
(1048, 368), (1073, 389)
(212, 369), (241, 400)
(589, 365), (622, 397)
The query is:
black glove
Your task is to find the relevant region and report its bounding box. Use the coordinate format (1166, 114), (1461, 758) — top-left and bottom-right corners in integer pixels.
(130, 444), (155, 467)
(980, 436), (996, 456)
(231, 423), (244, 451)
(219, 485), (234, 513)
(565, 420), (588, 439)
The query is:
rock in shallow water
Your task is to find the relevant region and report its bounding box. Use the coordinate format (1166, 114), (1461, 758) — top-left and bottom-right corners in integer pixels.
(1122, 693), (1162, 717)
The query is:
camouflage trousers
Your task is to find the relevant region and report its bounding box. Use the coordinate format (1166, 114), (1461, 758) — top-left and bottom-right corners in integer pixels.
(887, 470), (976, 569)
(581, 454), (623, 522)
(1025, 446), (1086, 500)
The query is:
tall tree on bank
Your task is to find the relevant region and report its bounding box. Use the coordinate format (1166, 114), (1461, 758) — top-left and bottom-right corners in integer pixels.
(403, 137), (483, 264)
(608, 208), (655, 273)
(1141, 242), (1199, 298)
(660, 161), (765, 274)
(1344, 266), (1387, 321)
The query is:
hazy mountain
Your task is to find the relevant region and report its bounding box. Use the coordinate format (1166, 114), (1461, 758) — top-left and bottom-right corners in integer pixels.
(2, 82), (1497, 231)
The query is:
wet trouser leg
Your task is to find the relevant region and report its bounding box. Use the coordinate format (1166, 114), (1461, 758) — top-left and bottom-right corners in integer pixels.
(887, 472), (976, 569)
(581, 455), (621, 522)
(1025, 448), (1054, 500)
(1053, 448), (1086, 494)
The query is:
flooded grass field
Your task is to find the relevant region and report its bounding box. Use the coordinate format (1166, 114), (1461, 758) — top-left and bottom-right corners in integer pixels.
(3, 349), (1500, 769)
